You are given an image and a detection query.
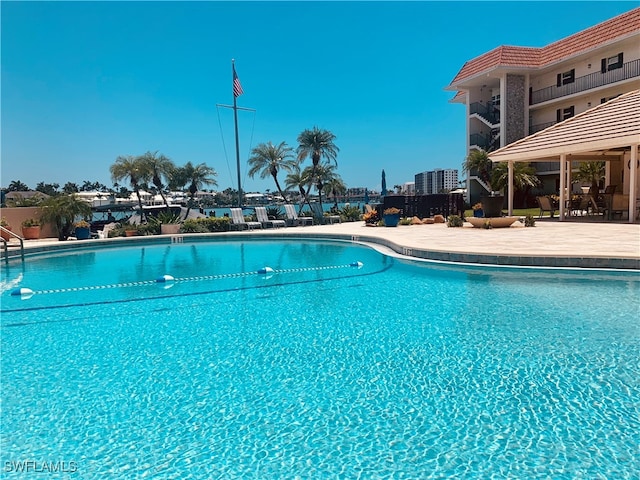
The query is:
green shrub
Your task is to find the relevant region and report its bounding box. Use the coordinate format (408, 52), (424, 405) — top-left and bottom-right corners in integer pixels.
(266, 206), (284, 220)
(524, 214), (536, 227)
(399, 217), (413, 225)
(339, 206), (362, 222)
(182, 217), (230, 233)
(447, 215), (464, 227)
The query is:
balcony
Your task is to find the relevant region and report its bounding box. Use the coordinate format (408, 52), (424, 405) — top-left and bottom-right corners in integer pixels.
(469, 133), (491, 149)
(469, 102), (500, 125)
(529, 121), (556, 135)
(530, 58), (640, 105)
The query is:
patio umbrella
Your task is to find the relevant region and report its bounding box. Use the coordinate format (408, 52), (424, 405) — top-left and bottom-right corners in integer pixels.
(364, 188), (370, 204)
(381, 170), (387, 196)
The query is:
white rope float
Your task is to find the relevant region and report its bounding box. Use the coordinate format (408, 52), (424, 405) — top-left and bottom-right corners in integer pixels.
(10, 261), (365, 298)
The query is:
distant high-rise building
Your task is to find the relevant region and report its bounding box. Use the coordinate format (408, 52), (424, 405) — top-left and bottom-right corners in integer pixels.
(414, 169), (459, 194)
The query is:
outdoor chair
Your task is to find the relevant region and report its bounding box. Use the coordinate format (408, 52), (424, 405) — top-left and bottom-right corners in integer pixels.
(255, 206), (285, 229)
(230, 208), (262, 230)
(536, 196), (556, 218)
(284, 204), (313, 226)
(310, 203), (341, 224)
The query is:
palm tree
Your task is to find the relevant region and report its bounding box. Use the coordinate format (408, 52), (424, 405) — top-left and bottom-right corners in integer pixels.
(464, 149), (493, 192)
(182, 162), (218, 217)
(296, 127), (339, 207)
(285, 169), (311, 213)
(139, 151), (175, 210)
(324, 173), (346, 208)
(574, 161), (605, 194)
(490, 162), (540, 207)
(39, 194), (92, 240)
(248, 141), (297, 202)
(302, 163), (339, 212)
(110, 155), (150, 221)
(8, 180), (29, 191)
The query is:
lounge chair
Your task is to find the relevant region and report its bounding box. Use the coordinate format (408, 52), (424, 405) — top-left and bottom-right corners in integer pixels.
(97, 222), (118, 239)
(255, 206), (286, 229)
(310, 203), (341, 224)
(536, 196), (556, 218)
(229, 208), (262, 230)
(284, 204), (313, 226)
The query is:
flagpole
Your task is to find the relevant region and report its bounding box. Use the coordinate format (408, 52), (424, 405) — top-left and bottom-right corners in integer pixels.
(232, 59), (242, 207)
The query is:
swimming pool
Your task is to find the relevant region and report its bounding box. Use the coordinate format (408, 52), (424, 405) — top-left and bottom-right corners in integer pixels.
(2, 238), (639, 478)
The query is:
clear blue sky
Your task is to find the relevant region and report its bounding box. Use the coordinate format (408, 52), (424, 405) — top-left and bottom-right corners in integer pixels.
(1, 1), (636, 193)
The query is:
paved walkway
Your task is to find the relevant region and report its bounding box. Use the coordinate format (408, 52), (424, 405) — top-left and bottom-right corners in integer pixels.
(5, 219), (640, 269)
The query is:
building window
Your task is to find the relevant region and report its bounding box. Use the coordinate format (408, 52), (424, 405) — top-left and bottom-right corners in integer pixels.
(556, 69), (575, 87)
(556, 106), (575, 122)
(601, 52), (623, 73)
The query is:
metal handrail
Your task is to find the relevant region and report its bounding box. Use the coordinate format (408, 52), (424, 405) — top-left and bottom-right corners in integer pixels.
(531, 59), (640, 105)
(0, 226), (25, 263)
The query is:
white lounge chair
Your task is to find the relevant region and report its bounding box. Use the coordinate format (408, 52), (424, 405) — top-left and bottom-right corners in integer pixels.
(310, 203), (341, 224)
(255, 206), (286, 229)
(284, 204), (313, 226)
(230, 208), (262, 230)
(97, 222), (118, 239)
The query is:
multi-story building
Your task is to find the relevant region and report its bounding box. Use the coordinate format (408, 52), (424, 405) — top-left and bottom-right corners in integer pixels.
(415, 169), (459, 194)
(446, 7), (640, 203)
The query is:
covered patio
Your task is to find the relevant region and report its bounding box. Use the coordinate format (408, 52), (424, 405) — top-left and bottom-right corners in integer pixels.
(488, 90), (640, 223)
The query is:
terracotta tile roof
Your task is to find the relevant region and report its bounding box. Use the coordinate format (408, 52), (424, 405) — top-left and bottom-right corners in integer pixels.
(448, 7), (640, 87)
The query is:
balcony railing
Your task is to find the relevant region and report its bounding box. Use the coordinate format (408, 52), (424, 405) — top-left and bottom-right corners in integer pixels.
(469, 102), (500, 124)
(470, 133), (491, 149)
(529, 121), (556, 135)
(530, 58), (640, 105)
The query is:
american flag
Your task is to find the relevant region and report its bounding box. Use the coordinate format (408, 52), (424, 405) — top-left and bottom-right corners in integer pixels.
(233, 66), (244, 97)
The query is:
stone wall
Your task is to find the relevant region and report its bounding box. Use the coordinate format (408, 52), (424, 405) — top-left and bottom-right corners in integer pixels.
(505, 74), (525, 145)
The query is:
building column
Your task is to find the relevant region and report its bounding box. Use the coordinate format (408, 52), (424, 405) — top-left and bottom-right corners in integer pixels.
(559, 154), (566, 221)
(508, 161), (514, 215)
(629, 145), (638, 224)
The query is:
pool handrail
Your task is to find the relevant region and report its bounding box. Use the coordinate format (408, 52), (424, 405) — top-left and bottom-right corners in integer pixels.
(0, 226), (25, 263)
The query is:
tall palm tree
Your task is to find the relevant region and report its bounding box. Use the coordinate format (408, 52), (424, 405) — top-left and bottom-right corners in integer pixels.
(325, 175), (347, 207)
(110, 155), (150, 221)
(248, 141), (297, 202)
(182, 162), (218, 217)
(301, 163), (339, 212)
(139, 151), (175, 210)
(284, 169), (311, 213)
(296, 127), (339, 208)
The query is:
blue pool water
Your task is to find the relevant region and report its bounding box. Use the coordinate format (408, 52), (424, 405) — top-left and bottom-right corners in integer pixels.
(1, 239), (639, 479)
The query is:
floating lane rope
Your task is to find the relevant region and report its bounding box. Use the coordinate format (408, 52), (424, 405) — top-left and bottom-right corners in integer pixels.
(10, 262), (365, 298)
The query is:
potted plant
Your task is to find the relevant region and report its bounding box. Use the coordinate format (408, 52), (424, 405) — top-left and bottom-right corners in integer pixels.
(156, 211), (182, 235)
(1, 217), (12, 241)
(73, 220), (92, 240)
(472, 203), (484, 218)
(21, 218), (41, 239)
(382, 207), (401, 227)
(464, 149), (504, 217)
(363, 209), (379, 226)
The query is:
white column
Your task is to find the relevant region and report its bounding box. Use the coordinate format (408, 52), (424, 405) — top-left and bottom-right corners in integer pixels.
(508, 161), (514, 215)
(629, 145), (638, 224)
(559, 154), (566, 221)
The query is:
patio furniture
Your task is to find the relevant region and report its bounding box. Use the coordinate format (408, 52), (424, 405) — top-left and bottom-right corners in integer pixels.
(230, 208), (262, 230)
(536, 196), (556, 218)
(255, 206), (285, 229)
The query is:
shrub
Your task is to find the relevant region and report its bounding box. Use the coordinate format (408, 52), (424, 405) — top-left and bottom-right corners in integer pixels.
(22, 218), (41, 227)
(447, 215), (464, 227)
(383, 207), (401, 215)
(266, 206), (284, 220)
(524, 214), (536, 227)
(339, 206), (362, 222)
(182, 217), (230, 233)
(399, 217), (413, 225)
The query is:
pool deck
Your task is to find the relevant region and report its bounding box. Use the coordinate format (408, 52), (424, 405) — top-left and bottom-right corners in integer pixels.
(5, 219), (640, 269)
